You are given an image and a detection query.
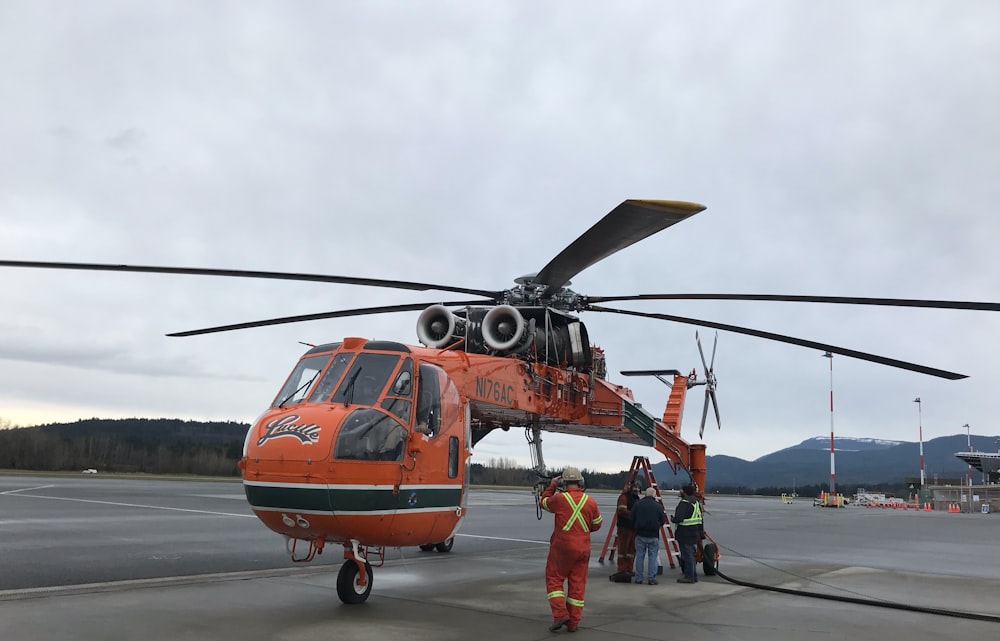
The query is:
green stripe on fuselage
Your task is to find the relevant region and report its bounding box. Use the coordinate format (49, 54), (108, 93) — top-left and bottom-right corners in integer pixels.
(244, 485), (462, 513)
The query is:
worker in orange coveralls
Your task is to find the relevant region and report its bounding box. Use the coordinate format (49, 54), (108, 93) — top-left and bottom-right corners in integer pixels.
(541, 466), (603, 633)
(614, 479), (642, 577)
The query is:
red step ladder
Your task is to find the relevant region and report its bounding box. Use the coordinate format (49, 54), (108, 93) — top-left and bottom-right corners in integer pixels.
(599, 456), (678, 570)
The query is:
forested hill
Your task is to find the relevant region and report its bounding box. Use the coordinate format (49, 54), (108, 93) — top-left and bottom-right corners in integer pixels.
(0, 418), (249, 476)
(0, 418), (636, 488)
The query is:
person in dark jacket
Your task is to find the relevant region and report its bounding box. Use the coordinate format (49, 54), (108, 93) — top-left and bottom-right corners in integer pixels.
(613, 480), (641, 577)
(628, 487), (665, 584)
(671, 483), (704, 583)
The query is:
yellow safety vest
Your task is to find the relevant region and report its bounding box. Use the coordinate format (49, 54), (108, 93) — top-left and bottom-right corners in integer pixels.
(680, 499), (702, 527)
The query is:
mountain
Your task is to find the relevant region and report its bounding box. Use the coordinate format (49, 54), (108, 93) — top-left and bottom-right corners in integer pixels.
(653, 434), (1000, 491)
(783, 436), (906, 452)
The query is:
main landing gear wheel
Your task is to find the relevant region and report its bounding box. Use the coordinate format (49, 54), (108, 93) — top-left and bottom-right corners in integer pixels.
(702, 542), (718, 576)
(419, 537), (455, 552)
(336, 559), (373, 604)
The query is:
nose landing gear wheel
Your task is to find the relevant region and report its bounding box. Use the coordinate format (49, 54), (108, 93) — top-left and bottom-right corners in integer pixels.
(336, 559), (373, 604)
(419, 544), (436, 552)
(435, 537), (454, 553)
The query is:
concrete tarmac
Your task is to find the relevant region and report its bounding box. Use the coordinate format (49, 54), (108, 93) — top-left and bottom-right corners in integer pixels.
(2, 476), (998, 640)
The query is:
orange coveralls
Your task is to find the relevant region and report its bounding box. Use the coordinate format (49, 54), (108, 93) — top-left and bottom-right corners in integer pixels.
(615, 490), (637, 574)
(541, 483), (603, 627)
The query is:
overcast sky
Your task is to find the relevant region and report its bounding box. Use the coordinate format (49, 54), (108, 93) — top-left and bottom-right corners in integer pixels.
(1, 2), (998, 480)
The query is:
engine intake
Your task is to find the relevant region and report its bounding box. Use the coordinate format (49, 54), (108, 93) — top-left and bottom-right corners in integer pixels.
(416, 305), (466, 348)
(482, 305), (530, 352)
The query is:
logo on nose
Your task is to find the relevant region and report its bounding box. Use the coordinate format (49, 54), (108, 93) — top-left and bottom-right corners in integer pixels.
(257, 414), (322, 446)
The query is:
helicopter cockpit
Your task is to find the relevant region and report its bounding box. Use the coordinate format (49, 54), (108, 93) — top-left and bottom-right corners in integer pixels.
(267, 341), (454, 463)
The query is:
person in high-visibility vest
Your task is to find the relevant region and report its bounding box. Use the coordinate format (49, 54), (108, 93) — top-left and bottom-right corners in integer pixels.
(671, 483), (704, 583)
(541, 467), (603, 633)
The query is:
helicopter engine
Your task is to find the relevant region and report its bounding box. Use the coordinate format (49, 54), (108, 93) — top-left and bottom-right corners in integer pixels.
(482, 305), (533, 353)
(416, 304), (591, 368)
(416, 304), (468, 348)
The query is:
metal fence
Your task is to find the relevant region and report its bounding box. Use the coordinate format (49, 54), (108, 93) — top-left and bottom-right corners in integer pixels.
(930, 484), (1000, 514)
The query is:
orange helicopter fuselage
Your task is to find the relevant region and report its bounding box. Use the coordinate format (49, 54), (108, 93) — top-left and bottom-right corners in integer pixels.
(241, 335), (705, 552)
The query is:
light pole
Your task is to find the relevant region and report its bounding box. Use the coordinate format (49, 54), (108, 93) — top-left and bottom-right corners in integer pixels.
(964, 423), (972, 487)
(823, 352), (835, 496)
(914, 397), (924, 489)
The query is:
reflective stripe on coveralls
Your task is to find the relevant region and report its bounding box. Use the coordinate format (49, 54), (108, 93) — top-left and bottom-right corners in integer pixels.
(562, 493), (599, 532)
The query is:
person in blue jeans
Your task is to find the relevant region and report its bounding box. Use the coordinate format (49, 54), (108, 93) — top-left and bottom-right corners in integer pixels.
(671, 483), (703, 583)
(628, 487), (665, 584)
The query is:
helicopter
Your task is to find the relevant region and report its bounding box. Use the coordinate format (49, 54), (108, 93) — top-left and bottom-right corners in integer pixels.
(2, 198), (998, 604)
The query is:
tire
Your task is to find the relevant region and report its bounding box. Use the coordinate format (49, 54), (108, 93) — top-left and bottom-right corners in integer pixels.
(419, 544), (436, 552)
(336, 560), (373, 604)
(435, 537), (455, 553)
(702, 543), (718, 576)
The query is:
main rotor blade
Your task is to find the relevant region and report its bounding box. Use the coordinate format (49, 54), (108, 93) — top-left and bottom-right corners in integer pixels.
(168, 300), (488, 337)
(587, 292), (1000, 312)
(0, 260), (500, 299)
(587, 304), (968, 380)
(534, 200), (705, 298)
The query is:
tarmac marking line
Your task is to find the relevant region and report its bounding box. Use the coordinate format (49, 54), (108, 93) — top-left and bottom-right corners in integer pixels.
(0, 485), (55, 495)
(2, 492), (255, 518)
(456, 533), (548, 545)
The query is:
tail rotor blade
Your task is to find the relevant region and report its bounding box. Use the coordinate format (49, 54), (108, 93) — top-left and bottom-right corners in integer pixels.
(696, 331), (710, 374)
(699, 389), (710, 439)
(709, 332), (718, 371)
(710, 390), (722, 431)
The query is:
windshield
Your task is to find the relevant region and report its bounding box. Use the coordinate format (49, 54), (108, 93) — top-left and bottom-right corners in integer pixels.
(308, 352), (354, 402)
(332, 352), (401, 406)
(272, 355), (329, 407)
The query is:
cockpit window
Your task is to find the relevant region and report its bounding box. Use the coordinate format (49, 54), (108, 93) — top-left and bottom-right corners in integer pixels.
(334, 409), (407, 461)
(273, 355), (329, 407)
(412, 363), (459, 438)
(391, 361), (414, 397)
(308, 352), (354, 402)
(380, 358), (414, 423)
(415, 363), (443, 437)
(332, 352), (401, 406)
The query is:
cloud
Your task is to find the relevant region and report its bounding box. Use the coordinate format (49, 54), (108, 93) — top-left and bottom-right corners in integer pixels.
(1, 2), (998, 480)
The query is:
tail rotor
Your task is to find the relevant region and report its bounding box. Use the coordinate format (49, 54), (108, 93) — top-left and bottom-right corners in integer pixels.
(694, 331), (722, 439)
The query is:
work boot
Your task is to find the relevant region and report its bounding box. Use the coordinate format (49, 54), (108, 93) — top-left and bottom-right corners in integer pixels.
(633, 577), (642, 584)
(677, 577), (696, 584)
(549, 618), (570, 631)
(566, 623), (578, 633)
(648, 579), (658, 585)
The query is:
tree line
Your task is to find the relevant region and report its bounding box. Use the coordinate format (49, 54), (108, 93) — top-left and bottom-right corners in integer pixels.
(0, 418), (914, 496)
(0, 418), (245, 476)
